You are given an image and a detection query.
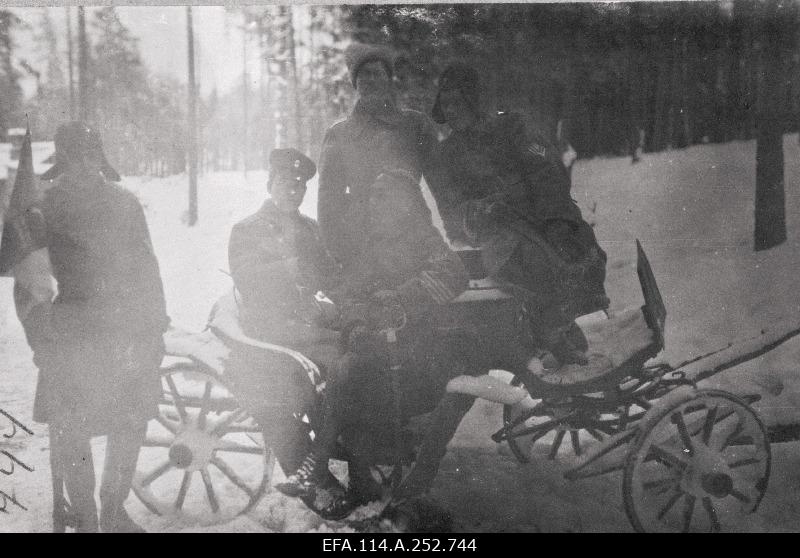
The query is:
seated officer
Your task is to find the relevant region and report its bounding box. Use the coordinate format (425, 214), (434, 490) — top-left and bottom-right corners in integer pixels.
(276, 168), (469, 519)
(226, 148), (340, 480)
(229, 148), (338, 342)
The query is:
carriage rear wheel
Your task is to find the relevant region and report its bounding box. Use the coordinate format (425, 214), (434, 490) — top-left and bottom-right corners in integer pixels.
(623, 389), (770, 533)
(132, 362), (273, 525)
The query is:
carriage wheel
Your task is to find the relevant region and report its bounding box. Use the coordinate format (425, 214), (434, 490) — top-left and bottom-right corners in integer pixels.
(502, 376), (633, 463)
(132, 363), (273, 525)
(623, 389), (770, 533)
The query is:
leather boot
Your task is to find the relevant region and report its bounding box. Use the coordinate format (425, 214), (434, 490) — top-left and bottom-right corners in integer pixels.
(99, 422), (147, 533)
(396, 393), (474, 500)
(50, 424), (99, 533)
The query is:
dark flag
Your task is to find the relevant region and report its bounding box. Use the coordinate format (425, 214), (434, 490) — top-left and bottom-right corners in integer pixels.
(0, 127), (45, 275)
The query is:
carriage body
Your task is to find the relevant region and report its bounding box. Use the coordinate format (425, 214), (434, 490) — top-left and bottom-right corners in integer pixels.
(132, 242), (782, 532)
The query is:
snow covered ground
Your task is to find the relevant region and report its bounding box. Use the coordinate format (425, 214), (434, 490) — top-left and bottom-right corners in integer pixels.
(2, 135), (800, 532)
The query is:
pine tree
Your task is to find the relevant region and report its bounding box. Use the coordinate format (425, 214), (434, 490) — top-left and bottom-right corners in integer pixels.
(90, 7), (150, 174)
(0, 10), (23, 139)
(35, 8), (64, 87)
(25, 8), (69, 138)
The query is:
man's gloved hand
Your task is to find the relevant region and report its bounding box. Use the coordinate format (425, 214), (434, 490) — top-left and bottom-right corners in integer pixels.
(463, 193), (510, 241)
(368, 290), (407, 331)
(544, 219), (582, 263)
(312, 292), (341, 328)
(480, 192), (512, 221)
(346, 323), (387, 355)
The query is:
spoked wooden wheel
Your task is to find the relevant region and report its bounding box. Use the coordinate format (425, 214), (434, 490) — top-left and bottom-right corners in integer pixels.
(623, 389), (770, 533)
(502, 376), (636, 463)
(132, 362), (272, 524)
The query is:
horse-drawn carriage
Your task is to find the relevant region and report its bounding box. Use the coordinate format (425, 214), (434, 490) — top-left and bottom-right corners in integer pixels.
(131, 241), (797, 532)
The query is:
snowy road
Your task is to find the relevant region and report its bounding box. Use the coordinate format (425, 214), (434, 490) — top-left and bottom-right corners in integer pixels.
(2, 136), (800, 532)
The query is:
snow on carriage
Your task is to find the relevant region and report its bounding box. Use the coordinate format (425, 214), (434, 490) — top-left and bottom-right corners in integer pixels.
(131, 240), (800, 533)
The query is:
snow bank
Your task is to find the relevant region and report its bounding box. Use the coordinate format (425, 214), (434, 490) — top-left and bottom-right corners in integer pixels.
(3, 135), (800, 532)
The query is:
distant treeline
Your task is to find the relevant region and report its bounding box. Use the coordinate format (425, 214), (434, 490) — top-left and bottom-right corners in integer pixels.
(350, 1), (800, 158)
(0, 2), (798, 178)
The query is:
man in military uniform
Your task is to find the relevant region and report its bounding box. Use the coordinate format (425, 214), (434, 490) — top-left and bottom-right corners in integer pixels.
(430, 63), (609, 366)
(226, 148), (341, 479)
(276, 168), (470, 520)
(15, 122), (169, 533)
(317, 43), (444, 271)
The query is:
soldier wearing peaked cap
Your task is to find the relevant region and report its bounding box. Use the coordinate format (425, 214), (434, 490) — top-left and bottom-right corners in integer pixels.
(18, 121), (168, 533)
(228, 147), (336, 341)
(269, 147), (317, 183)
(225, 147), (343, 485)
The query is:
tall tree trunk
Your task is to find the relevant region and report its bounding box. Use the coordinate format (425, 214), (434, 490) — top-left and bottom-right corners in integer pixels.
(258, 24), (270, 169)
(65, 6), (75, 120)
(286, 6), (303, 152)
(186, 6), (198, 226)
(77, 6), (89, 122)
(666, 32), (679, 149)
(680, 36), (691, 148)
(625, 8), (641, 161)
(242, 24), (249, 175)
(754, 2), (786, 251)
(652, 43), (669, 151)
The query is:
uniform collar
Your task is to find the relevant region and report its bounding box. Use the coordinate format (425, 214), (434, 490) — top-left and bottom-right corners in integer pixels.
(259, 200), (301, 222)
(55, 171), (107, 193)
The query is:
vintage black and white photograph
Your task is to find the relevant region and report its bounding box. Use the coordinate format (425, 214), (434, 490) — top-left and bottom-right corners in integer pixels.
(0, 1), (799, 534)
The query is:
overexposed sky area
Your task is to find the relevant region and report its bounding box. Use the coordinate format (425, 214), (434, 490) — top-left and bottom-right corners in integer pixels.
(11, 6), (258, 98)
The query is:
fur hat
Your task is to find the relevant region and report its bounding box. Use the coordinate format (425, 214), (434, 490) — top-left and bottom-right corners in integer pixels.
(431, 63), (482, 125)
(345, 42), (395, 87)
(41, 121), (120, 182)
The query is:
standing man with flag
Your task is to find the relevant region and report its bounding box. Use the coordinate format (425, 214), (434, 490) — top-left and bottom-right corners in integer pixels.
(3, 122), (169, 533)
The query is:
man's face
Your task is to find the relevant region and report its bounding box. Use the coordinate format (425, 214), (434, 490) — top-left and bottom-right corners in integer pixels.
(439, 89), (477, 132)
(355, 61), (392, 102)
(270, 172), (306, 213)
(64, 151), (104, 181)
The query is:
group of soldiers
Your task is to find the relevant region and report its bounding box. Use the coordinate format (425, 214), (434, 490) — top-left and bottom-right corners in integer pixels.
(7, 42), (608, 532)
(226, 47), (609, 522)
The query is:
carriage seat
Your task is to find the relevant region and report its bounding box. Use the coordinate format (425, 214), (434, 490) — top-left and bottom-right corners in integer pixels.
(447, 241), (667, 398)
(162, 325), (230, 376)
(445, 307), (660, 400)
(161, 290), (334, 390)
(526, 307), (661, 394)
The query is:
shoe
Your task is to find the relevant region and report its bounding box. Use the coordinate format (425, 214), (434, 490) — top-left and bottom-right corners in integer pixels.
(535, 349), (561, 370)
(550, 339), (589, 366)
(564, 321), (589, 353)
(382, 495), (453, 533)
(347, 462), (384, 503)
(309, 486), (364, 522)
(275, 452), (324, 498)
(100, 506), (146, 533)
(541, 325), (589, 367)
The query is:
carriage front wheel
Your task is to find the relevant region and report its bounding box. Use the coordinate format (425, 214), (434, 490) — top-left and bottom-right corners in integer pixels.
(623, 388), (770, 533)
(132, 361), (273, 525)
